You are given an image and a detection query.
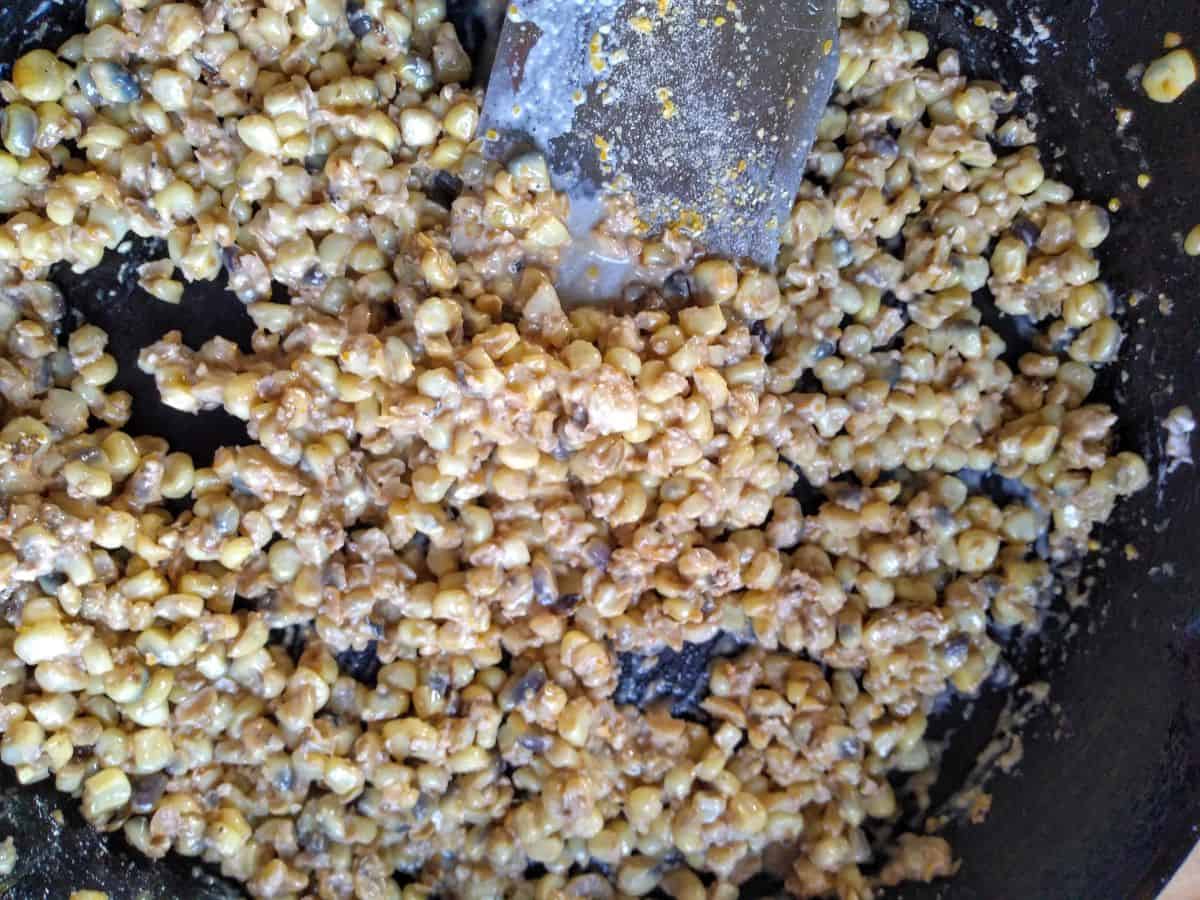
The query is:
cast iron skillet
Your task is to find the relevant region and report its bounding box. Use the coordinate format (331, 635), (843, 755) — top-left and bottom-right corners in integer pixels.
(0, 1), (1197, 897)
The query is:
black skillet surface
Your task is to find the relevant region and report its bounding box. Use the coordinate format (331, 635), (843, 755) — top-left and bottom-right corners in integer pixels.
(0, 0), (1198, 897)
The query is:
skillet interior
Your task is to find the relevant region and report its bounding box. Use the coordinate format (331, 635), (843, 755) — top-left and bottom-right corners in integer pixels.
(0, 1), (1196, 897)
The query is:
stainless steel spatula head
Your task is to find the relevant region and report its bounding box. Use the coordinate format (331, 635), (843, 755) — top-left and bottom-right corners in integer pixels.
(479, 0), (839, 269)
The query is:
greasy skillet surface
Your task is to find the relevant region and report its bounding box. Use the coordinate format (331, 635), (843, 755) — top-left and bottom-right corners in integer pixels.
(0, 0), (1197, 897)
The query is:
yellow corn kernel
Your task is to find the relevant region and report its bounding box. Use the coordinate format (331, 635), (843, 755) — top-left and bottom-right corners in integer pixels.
(1185, 224), (1200, 256)
(1143, 49), (1197, 103)
(82, 767), (131, 818)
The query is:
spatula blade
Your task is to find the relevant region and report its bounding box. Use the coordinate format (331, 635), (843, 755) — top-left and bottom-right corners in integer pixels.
(479, 0), (838, 268)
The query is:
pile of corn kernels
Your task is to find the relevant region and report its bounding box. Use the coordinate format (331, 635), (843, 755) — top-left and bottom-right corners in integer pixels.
(0, 0), (1148, 898)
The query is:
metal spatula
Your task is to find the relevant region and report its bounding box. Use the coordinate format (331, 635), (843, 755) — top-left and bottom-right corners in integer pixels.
(478, 0), (839, 272)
